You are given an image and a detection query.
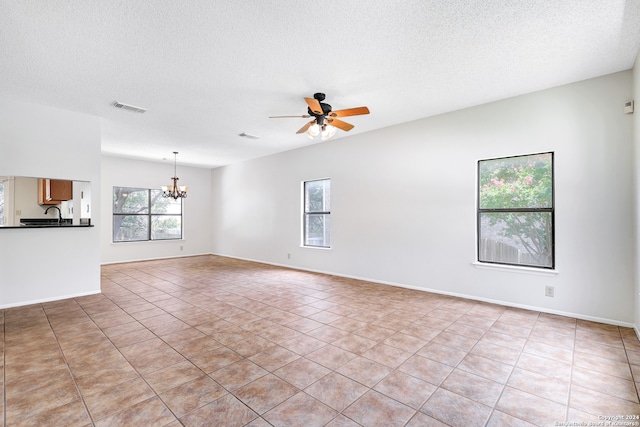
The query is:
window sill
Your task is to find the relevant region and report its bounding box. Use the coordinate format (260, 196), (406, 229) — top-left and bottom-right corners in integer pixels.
(472, 261), (558, 277)
(112, 239), (185, 245)
(300, 245), (332, 251)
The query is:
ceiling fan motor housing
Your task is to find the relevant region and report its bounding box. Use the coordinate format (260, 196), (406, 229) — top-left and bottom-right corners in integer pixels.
(307, 102), (332, 118)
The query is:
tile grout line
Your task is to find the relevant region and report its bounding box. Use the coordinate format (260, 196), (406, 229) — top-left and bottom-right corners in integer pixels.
(99, 269), (216, 424)
(102, 267), (274, 425)
(454, 309), (522, 427)
(475, 317), (519, 427)
(622, 327), (640, 405)
(94, 260), (637, 422)
(565, 319), (577, 425)
(42, 303), (96, 426)
(2, 313), (5, 427)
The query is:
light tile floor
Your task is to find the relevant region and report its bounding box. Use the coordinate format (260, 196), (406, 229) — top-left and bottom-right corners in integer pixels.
(2, 255), (640, 426)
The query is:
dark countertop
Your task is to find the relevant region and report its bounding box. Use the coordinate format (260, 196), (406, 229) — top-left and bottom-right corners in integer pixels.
(1, 218), (93, 228)
(0, 224), (93, 229)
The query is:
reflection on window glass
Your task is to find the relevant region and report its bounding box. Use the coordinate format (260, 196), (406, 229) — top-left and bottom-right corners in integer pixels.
(113, 187), (182, 242)
(113, 215), (149, 242)
(478, 152), (554, 268)
(151, 215), (182, 239)
(113, 187), (149, 214)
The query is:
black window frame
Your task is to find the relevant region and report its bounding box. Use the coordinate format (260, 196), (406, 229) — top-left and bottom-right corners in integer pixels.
(477, 152), (555, 269)
(303, 178), (331, 248)
(112, 186), (183, 243)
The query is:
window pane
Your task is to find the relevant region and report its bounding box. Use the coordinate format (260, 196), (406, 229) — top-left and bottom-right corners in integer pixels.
(479, 153), (552, 209)
(478, 212), (553, 268)
(305, 179), (330, 212)
(113, 187), (149, 214)
(151, 215), (182, 240)
(150, 190), (182, 214)
(113, 215), (149, 242)
(304, 214), (330, 247)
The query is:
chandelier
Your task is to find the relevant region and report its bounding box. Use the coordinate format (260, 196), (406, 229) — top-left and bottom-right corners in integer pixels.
(161, 151), (188, 199)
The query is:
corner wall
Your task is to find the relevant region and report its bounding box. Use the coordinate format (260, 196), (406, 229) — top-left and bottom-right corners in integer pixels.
(633, 56), (640, 333)
(0, 98), (101, 308)
(212, 71), (635, 325)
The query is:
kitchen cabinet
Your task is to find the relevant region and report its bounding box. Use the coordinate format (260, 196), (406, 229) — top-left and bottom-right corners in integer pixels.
(38, 179), (72, 205)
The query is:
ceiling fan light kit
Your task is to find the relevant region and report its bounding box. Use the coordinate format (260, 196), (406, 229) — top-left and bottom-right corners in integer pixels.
(270, 93), (369, 141)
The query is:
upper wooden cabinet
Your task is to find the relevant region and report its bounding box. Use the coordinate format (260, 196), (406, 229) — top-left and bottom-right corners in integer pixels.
(38, 179), (73, 205)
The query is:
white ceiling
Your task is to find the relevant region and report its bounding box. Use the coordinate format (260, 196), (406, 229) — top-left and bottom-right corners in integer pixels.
(1, 1), (639, 168)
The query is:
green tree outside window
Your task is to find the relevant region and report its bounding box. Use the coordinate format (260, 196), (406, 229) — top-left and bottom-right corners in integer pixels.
(478, 153), (554, 268)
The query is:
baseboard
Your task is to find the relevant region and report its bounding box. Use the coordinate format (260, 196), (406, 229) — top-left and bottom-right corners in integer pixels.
(0, 290), (101, 310)
(210, 252), (636, 329)
(100, 253), (211, 266)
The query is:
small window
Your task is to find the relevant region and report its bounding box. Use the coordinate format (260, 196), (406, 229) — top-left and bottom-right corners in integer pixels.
(113, 187), (182, 242)
(303, 178), (331, 248)
(478, 152), (554, 268)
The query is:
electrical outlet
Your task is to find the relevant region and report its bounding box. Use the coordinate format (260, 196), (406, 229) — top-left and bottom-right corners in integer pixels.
(15, 209), (21, 215)
(180, 245), (184, 251)
(287, 253), (291, 259)
(545, 286), (554, 297)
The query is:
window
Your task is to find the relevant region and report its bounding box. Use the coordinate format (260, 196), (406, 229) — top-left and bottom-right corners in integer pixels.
(303, 178), (331, 248)
(113, 187), (182, 242)
(478, 152), (554, 269)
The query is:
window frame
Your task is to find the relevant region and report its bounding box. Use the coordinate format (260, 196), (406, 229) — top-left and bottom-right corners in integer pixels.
(112, 186), (183, 243)
(302, 178), (331, 248)
(477, 152), (555, 269)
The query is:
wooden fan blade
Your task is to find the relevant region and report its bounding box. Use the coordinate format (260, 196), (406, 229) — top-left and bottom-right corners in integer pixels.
(327, 118), (354, 132)
(269, 115), (311, 118)
(305, 97), (323, 115)
(329, 106), (370, 118)
(296, 120), (315, 134)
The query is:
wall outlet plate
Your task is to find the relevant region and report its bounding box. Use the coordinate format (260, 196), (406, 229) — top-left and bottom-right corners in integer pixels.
(545, 286), (555, 297)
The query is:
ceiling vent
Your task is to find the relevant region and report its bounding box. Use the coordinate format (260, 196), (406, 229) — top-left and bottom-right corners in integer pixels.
(113, 101), (146, 113)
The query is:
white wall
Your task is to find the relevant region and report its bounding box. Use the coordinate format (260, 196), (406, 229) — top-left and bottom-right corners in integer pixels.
(100, 155), (212, 264)
(212, 71), (635, 325)
(0, 98), (101, 308)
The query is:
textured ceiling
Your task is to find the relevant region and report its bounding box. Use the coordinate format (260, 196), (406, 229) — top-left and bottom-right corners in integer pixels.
(1, 1), (639, 168)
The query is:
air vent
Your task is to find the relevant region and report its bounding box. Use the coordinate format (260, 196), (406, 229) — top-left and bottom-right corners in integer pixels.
(113, 101), (146, 113)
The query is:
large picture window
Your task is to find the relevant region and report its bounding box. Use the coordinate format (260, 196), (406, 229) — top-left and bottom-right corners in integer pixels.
(113, 187), (182, 242)
(303, 178), (331, 248)
(478, 152), (554, 269)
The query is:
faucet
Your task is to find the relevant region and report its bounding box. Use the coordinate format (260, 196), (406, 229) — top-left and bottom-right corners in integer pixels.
(44, 206), (62, 223)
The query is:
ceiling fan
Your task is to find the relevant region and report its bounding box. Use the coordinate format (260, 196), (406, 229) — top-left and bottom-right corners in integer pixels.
(270, 93), (370, 140)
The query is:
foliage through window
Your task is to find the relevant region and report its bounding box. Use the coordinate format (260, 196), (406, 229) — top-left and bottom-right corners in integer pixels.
(303, 179), (331, 248)
(478, 152), (554, 268)
(113, 187), (182, 242)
